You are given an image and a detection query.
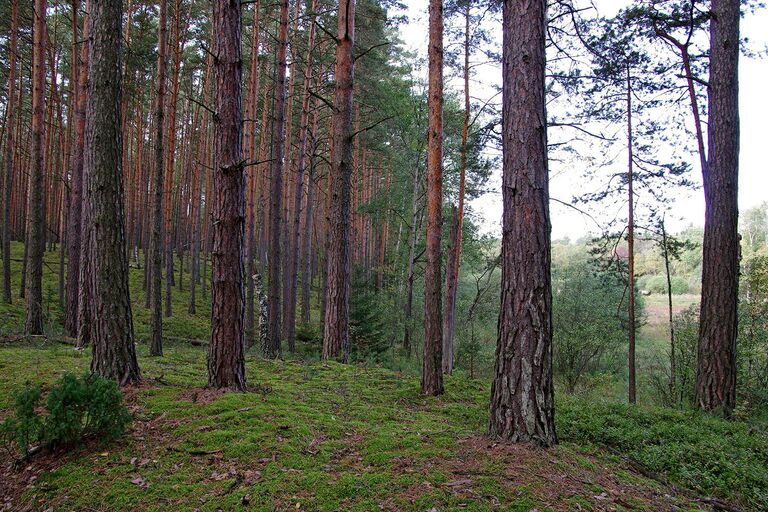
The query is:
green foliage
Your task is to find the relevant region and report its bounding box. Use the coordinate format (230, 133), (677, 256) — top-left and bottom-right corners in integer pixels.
(553, 261), (631, 393)
(0, 385), (43, 456)
(637, 274), (690, 294)
(558, 397), (768, 510)
(1, 373), (131, 456)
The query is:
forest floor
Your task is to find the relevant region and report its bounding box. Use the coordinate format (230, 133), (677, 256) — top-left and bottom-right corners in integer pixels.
(2, 341), (766, 511)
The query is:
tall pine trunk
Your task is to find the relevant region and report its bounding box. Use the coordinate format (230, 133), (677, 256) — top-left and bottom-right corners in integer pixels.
(208, 0), (247, 390)
(150, 0), (168, 356)
(26, 0), (48, 335)
(3, 0), (19, 304)
(696, 0), (740, 415)
(285, 0), (317, 351)
(422, 0), (444, 396)
(323, 0), (356, 362)
(442, 0), (471, 374)
(86, 0), (141, 385)
(266, 0), (291, 358)
(489, 0), (556, 446)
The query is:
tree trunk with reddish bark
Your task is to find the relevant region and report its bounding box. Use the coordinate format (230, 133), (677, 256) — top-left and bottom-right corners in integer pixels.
(489, 0), (556, 446)
(323, 0), (356, 362)
(696, 0), (740, 416)
(208, 0), (247, 390)
(422, 0), (444, 396)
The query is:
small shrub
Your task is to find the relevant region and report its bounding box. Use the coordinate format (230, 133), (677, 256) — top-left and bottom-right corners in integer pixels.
(639, 275), (690, 295)
(0, 373), (131, 456)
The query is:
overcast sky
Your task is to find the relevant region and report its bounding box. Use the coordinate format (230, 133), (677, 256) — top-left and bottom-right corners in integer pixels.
(396, 1), (768, 240)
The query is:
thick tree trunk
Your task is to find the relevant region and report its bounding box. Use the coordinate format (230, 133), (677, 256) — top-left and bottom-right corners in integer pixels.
(489, 0), (556, 447)
(266, 0), (290, 358)
(3, 0), (19, 304)
(323, 0), (356, 362)
(422, 0), (444, 396)
(86, 0), (141, 385)
(208, 0), (247, 390)
(150, 0), (168, 356)
(696, 0), (740, 415)
(26, 0), (48, 335)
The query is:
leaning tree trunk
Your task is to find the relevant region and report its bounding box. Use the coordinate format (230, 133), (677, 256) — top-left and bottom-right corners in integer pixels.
(323, 0), (356, 362)
(265, 0), (290, 358)
(26, 0), (48, 335)
(489, 0), (556, 447)
(86, 0), (141, 385)
(3, 0), (19, 304)
(422, 0), (444, 396)
(696, 0), (740, 416)
(207, 0), (247, 390)
(150, 0), (168, 356)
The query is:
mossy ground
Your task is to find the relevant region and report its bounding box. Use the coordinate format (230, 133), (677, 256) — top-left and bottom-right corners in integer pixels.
(1, 340), (704, 512)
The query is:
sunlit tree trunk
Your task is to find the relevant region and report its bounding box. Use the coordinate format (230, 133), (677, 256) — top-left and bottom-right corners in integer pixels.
(422, 0), (444, 396)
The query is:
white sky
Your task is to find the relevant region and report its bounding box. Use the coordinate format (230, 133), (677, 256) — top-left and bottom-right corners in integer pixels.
(396, 1), (768, 240)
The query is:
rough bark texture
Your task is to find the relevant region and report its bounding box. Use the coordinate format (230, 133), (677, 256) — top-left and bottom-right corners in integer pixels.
(422, 0), (444, 396)
(26, 0), (47, 335)
(208, 0), (247, 391)
(86, 0), (141, 385)
(322, 0), (355, 362)
(489, 0), (556, 447)
(696, 0), (739, 415)
(3, 0), (19, 304)
(150, 0), (168, 357)
(266, 0), (290, 358)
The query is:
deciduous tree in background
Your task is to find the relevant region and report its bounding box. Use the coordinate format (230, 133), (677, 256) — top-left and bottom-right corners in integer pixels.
(489, 0), (556, 446)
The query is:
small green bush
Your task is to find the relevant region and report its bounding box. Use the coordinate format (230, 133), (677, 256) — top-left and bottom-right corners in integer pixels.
(558, 397), (768, 509)
(0, 373), (131, 456)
